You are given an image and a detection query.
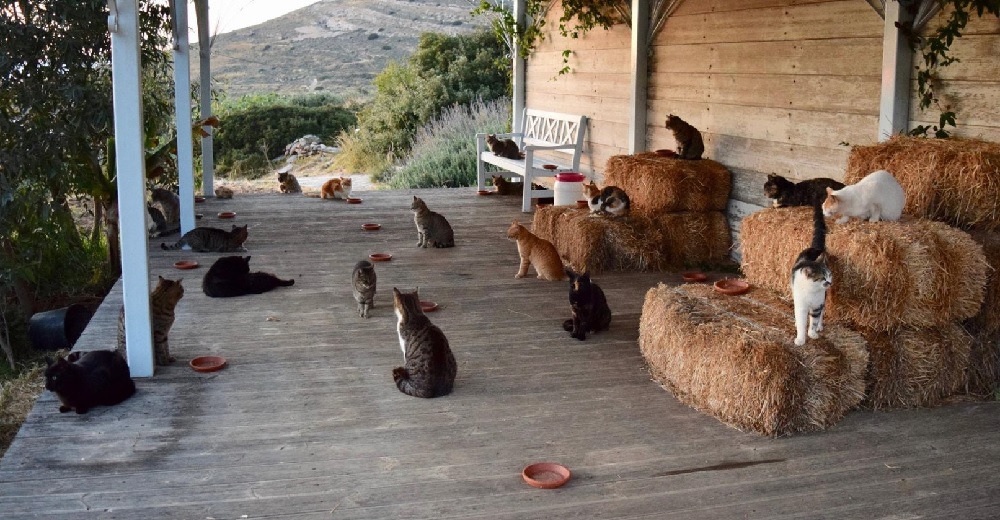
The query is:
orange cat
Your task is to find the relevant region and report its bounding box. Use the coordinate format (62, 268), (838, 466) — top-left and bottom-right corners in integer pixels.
(506, 220), (566, 281)
(320, 176), (353, 200)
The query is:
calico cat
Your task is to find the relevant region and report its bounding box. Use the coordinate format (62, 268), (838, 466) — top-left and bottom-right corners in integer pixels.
(791, 203), (832, 346)
(202, 255), (295, 298)
(561, 269), (612, 341)
(664, 114), (705, 160)
(352, 260), (377, 318)
(764, 174), (845, 208)
(44, 350), (135, 414)
(822, 169), (905, 224)
(391, 287), (457, 398)
(214, 186), (234, 199)
(485, 134), (524, 160)
(506, 220), (566, 281)
(161, 224), (248, 252)
(410, 196), (455, 248)
(320, 176), (353, 200)
(278, 171), (302, 193)
(582, 181), (630, 217)
(117, 276), (184, 366)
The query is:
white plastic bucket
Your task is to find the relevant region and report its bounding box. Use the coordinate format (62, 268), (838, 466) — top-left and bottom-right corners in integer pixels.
(554, 172), (585, 207)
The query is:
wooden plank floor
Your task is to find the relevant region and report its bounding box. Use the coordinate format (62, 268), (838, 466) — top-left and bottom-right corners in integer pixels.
(2, 188), (1000, 519)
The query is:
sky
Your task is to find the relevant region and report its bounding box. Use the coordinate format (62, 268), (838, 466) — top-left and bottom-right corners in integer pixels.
(185, 0), (323, 43)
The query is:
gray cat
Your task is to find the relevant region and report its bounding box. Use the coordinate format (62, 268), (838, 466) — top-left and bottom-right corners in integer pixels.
(352, 260), (377, 318)
(391, 287), (457, 398)
(161, 224), (249, 252)
(150, 187), (180, 229)
(410, 196), (454, 248)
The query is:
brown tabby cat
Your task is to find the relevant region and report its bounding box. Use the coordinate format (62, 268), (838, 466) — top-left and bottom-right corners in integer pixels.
(664, 114), (705, 160)
(117, 276), (185, 366)
(485, 134), (524, 160)
(214, 186), (234, 199)
(161, 224), (248, 252)
(150, 187), (180, 236)
(506, 220), (566, 281)
(392, 287), (457, 398)
(278, 171), (301, 193)
(410, 196), (454, 248)
(320, 176), (353, 199)
(491, 175), (524, 196)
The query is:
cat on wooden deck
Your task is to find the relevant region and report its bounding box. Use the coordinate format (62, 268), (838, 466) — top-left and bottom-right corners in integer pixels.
(506, 220), (566, 281)
(321, 176), (353, 200)
(44, 350), (135, 414)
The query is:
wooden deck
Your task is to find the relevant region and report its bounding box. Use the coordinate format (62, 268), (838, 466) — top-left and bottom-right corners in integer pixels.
(2, 188), (1000, 519)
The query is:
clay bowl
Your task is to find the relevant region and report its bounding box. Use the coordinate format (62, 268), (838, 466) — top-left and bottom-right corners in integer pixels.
(173, 260), (199, 270)
(346, 197), (363, 204)
(217, 211), (236, 219)
(575, 200), (589, 209)
(681, 271), (708, 283)
(194, 196), (206, 203)
(522, 462), (571, 489)
(190, 355), (227, 373)
(536, 203), (551, 210)
(369, 253), (392, 262)
(542, 164), (559, 170)
(714, 278), (751, 296)
(361, 223), (382, 231)
(654, 149), (678, 158)
(420, 301), (439, 313)
(477, 189), (493, 196)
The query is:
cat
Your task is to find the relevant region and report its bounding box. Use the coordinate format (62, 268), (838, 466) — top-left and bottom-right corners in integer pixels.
(485, 134), (524, 160)
(117, 276), (184, 366)
(490, 175), (546, 196)
(278, 171), (302, 193)
(149, 188), (180, 236)
(791, 203), (832, 346)
(822, 169), (905, 224)
(214, 186), (234, 199)
(161, 224), (249, 252)
(664, 114), (705, 160)
(410, 196), (455, 248)
(582, 181), (630, 217)
(506, 220), (566, 281)
(561, 269), (612, 341)
(202, 255), (295, 298)
(320, 176), (353, 200)
(44, 350), (136, 414)
(352, 260), (377, 318)
(391, 287), (457, 398)
(146, 204), (171, 237)
(764, 174), (845, 208)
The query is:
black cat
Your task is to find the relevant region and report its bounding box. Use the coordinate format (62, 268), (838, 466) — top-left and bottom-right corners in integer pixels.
(44, 350), (136, 414)
(763, 174), (845, 208)
(561, 269), (612, 341)
(202, 255), (295, 297)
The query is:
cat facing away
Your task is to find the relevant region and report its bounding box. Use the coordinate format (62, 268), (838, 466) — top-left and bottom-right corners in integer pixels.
(202, 255), (295, 298)
(352, 260), (377, 318)
(214, 186), (234, 199)
(44, 350), (136, 414)
(764, 174), (845, 208)
(278, 171), (302, 193)
(664, 114), (705, 160)
(562, 269), (612, 341)
(822, 169), (905, 224)
(161, 224), (248, 252)
(149, 187), (180, 236)
(117, 276), (184, 366)
(410, 196), (455, 248)
(485, 134), (524, 160)
(392, 287), (457, 398)
(506, 220), (566, 281)
(582, 181), (631, 217)
(321, 176), (353, 200)
(791, 203), (832, 346)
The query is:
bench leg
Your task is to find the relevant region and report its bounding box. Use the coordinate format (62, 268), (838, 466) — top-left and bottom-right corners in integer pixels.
(476, 136), (487, 191)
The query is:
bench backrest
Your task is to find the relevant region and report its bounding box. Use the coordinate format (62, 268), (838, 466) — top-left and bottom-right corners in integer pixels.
(520, 109), (587, 155)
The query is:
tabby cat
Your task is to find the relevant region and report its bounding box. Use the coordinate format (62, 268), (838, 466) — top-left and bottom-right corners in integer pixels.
(117, 276), (184, 366)
(150, 187), (180, 236)
(146, 205), (170, 237)
(161, 224), (248, 252)
(490, 175), (546, 196)
(506, 220), (565, 281)
(763, 174), (845, 208)
(664, 114), (705, 160)
(352, 260), (377, 318)
(214, 185), (234, 199)
(410, 196), (455, 248)
(278, 171), (302, 193)
(44, 350), (135, 414)
(202, 255), (295, 298)
(391, 287), (457, 398)
(562, 269), (612, 341)
(582, 181), (630, 217)
(485, 134), (524, 160)
(321, 176), (353, 200)
(792, 203), (832, 346)
(822, 169), (905, 224)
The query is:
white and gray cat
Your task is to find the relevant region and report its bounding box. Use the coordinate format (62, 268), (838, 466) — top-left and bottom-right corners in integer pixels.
(791, 203), (832, 346)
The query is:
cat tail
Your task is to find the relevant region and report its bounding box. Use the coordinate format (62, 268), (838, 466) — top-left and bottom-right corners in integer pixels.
(393, 367), (432, 398)
(810, 202), (826, 253)
(278, 278), (295, 287)
(161, 239), (185, 250)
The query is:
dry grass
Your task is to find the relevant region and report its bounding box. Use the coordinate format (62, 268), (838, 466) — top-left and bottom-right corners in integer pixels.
(967, 230), (1000, 335)
(603, 153), (731, 218)
(963, 325), (1000, 398)
(0, 363), (46, 458)
(846, 136), (1000, 231)
(639, 283), (868, 436)
(740, 207), (988, 331)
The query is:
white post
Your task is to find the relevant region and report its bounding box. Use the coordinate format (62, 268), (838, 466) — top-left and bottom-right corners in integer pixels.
(629, 0), (649, 154)
(172, 0), (196, 233)
(195, 0), (215, 196)
(512, 0), (526, 133)
(878, 1), (913, 141)
(109, 0), (154, 377)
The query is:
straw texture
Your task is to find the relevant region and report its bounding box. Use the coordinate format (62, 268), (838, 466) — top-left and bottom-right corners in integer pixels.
(603, 153), (731, 218)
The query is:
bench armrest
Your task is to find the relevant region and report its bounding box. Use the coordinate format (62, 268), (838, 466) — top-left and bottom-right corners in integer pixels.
(524, 144), (579, 152)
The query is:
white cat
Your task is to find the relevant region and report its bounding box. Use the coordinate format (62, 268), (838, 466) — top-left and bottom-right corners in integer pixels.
(822, 169), (905, 224)
(792, 204), (831, 346)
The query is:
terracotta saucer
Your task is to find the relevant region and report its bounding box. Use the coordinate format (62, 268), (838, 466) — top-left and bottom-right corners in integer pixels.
(361, 223), (381, 231)
(420, 301), (439, 312)
(173, 260), (199, 270)
(218, 211), (236, 219)
(477, 190), (493, 196)
(714, 279), (751, 296)
(682, 271), (708, 282)
(655, 149), (678, 158)
(575, 200), (589, 209)
(190, 355), (227, 373)
(542, 164), (558, 170)
(369, 253), (392, 262)
(522, 462), (571, 489)
(194, 196), (206, 203)
(346, 197), (363, 204)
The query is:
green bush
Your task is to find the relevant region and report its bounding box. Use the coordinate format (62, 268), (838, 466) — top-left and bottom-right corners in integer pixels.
(385, 98), (510, 189)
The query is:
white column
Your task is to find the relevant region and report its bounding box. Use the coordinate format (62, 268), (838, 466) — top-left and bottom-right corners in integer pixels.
(878, 1), (913, 141)
(172, 0), (196, 233)
(109, 0), (154, 377)
(512, 0), (526, 133)
(195, 0), (215, 196)
(629, 0), (649, 154)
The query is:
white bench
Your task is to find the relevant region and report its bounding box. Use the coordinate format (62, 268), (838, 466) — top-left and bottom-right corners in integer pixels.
(476, 109), (588, 212)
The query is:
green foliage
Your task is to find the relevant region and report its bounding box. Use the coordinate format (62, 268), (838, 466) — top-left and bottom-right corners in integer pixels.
(384, 98), (511, 189)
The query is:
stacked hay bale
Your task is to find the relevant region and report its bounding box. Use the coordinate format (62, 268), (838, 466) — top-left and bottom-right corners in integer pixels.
(531, 153), (732, 272)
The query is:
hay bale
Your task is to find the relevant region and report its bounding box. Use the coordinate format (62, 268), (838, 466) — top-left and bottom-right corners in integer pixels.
(652, 212), (732, 268)
(860, 324), (972, 409)
(639, 283), (868, 436)
(966, 230), (1000, 335)
(603, 153), (731, 217)
(846, 136), (1000, 231)
(963, 325), (1000, 398)
(740, 207), (988, 331)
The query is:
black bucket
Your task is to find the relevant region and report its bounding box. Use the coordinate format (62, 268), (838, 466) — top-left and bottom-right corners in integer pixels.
(28, 304), (93, 352)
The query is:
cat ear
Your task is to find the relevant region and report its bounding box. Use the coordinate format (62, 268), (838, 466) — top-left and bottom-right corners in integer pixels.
(45, 356), (54, 367)
(158, 275), (165, 282)
(392, 287), (401, 297)
(512, 219), (519, 225)
(826, 187), (835, 195)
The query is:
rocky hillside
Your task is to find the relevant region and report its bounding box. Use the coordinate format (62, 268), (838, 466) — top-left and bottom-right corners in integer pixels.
(200, 0), (486, 99)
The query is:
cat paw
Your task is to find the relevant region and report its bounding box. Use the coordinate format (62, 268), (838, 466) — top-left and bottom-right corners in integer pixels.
(58, 405), (71, 413)
(573, 332), (586, 341)
(75, 408), (89, 414)
(835, 216), (849, 225)
(808, 330), (820, 339)
(561, 319), (574, 332)
(515, 273), (525, 279)
(392, 367), (408, 382)
(794, 336), (806, 346)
